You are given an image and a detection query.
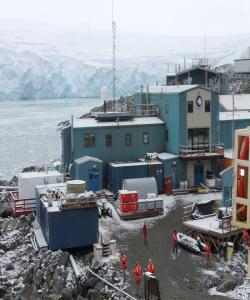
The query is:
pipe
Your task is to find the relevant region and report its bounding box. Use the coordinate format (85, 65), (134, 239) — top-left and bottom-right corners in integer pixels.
(239, 136), (249, 160)
(69, 255), (81, 279)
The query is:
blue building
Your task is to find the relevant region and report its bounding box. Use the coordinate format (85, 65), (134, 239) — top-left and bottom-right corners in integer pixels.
(133, 85), (223, 187)
(62, 85), (225, 190)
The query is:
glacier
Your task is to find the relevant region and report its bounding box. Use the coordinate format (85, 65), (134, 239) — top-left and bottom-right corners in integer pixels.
(0, 20), (250, 99)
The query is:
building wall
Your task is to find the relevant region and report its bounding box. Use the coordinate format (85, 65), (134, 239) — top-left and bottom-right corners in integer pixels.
(73, 124), (166, 163)
(220, 119), (250, 149)
(62, 126), (72, 168)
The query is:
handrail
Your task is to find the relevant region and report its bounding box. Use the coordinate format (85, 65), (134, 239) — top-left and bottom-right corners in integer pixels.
(179, 144), (224, 156)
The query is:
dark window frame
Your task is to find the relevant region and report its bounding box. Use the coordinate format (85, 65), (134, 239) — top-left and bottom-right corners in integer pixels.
(125, 133), (132, 145)
(188, 101), (193, 113)
(105, 134), (112, 147)
(143, 132), (149, 144)
(84, 133), (95, 147)
(205, 100), (210, 112)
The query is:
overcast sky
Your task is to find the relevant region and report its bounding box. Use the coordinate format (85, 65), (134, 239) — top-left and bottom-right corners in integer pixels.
(1, 0), (250, 36)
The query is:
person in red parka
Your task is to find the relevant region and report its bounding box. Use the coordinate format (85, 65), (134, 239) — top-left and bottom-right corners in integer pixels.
(133, 262), (142, 297)
(121, 253), (127, 282)
(205, 243), (211, 267)
(147, 258), (155, 274)
(143, 222), (148, 245)
(172, 230), (178, 255)
(243, 229), (249, 246)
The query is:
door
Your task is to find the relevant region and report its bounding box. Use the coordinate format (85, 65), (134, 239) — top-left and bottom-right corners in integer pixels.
(194, 164), (204, 186)
(88, 168), (100, 191)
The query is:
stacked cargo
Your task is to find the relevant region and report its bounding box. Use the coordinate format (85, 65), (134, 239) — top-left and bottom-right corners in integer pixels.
(118, 190), (139, 213)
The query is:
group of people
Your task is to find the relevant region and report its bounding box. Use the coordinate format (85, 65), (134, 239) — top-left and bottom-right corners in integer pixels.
(120, 253), (155, 297)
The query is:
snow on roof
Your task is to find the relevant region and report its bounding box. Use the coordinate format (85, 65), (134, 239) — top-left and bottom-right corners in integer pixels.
(19, 171), (62, 179)
(139, 85), (198, 94)
(157, 152), (178, 160)
(220, 94), (250, 111)
(220, 111), (250, 121)
(75, 156), (102, 164)
(73, 116), (164, 128)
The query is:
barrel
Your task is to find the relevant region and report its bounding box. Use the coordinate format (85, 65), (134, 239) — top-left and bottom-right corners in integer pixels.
(67, 180), (86, 194)
(109, 240), (117, 256)
(93, 244), (103, 261)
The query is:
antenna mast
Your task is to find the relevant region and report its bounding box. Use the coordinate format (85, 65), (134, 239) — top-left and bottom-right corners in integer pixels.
(112, 0), (116, 111)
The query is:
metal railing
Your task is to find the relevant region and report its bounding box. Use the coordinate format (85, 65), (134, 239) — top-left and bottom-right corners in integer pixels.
(127, 104), (160, 117)
(179, 144), (224, 157)
(10, 191), (36, 217)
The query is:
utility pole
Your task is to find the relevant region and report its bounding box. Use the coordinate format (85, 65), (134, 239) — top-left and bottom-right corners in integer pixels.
(112, 0), (116, 111)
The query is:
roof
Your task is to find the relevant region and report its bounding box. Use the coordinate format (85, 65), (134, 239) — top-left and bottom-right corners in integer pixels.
(157, 152), (178, 160)
(140, 85), (198, 94)
(220, 94), (250, 111)
(220, 111), (250, 121)
(19, 171), (62, 179)
(176, 66), (222, 76)
(73, 116), (165, 129)
(75, 156), (102, 165)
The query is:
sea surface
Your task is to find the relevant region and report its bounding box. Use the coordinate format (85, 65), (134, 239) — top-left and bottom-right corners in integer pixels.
(0, 98), (102, 180)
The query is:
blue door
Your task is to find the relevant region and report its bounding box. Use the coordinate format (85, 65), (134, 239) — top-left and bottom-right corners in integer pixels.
(194, 164), (204, 186)
(88, 168), (100, 191)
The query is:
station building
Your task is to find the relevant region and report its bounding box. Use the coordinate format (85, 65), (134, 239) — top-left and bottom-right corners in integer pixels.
(62, 84), (225, 191)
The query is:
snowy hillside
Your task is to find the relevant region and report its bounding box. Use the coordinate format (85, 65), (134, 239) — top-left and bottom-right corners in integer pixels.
(0, 20), (249, 99)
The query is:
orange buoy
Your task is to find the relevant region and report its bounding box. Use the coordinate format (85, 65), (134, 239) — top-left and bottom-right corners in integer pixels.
(239, 136), (249, 160)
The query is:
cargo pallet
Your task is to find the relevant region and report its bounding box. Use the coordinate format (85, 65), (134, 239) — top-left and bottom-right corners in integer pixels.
(116, 207), (164, 220)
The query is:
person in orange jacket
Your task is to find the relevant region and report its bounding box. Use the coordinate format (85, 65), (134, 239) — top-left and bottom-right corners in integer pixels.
(172, 230), (178, 255)
(243, 229), (249, 246)
(143, 222), (148, 245)
(204, 243), (211, 267)
(121, 253), (127, 282)
(147, 258), (155, 274)
(133, 262), (142, 297)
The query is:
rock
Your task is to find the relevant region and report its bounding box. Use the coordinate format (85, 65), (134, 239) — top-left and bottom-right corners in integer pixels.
(0, 204), (11, 218)
(0, 285), (7, 298)
(5, 263), (15, 271)
(85, 277), (99, 289)
(91, 261), (101, 272)
(86, 289), (101, 300)
(19, 285), (40, 300)
(58, 252), (69, 267)
(217, 277), (238, 292)
(3, 294), (13, 300)
(111, 271), (120, 284)
(76, 296), (87, 300)
(94, 280), (105, 291)
(47, 294), (61, 300)
(23, 264), (35, 285)
(61, 288), (73, 300)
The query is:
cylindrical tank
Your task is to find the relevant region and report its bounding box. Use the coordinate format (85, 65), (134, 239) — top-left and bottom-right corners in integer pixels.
(109, 240), (117, 256)
(67, 180), (86, 194)
(93, 244), (103, 261)
(239, 136), (249, 160)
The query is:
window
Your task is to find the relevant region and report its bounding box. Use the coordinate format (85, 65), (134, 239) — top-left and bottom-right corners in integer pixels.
(205, 100), (210, 112)
(188, 128), (209, 150)
(188, 101), (193, 113)
(143, 132), (149, 144)
(84, 133), (95, 147)
(125, 133), (132, 145)
(106, 134), (112, 147)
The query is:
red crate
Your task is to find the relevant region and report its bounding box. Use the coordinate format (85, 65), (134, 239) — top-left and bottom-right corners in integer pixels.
(119, 190), (138, 203)
(120, 202), (131, 213)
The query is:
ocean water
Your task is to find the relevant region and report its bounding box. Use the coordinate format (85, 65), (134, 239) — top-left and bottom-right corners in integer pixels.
(0, 98), (102, 180)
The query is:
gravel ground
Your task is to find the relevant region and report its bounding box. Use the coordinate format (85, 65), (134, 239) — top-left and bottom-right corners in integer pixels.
(116, 207), (230, 300)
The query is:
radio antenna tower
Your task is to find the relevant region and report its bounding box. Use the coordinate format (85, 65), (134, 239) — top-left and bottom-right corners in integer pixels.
(112, 0), (116, 111)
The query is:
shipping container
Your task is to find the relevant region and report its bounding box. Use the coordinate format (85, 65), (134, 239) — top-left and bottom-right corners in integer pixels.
(108, 162), (148, 193)
(37, 187), (98, 250)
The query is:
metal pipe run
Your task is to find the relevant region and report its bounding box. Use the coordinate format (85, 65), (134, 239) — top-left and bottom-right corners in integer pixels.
(69, 255), (81, 279)
(84, 266), (137, 300)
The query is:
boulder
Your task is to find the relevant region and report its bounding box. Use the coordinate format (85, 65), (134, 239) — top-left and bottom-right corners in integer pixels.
(19, 285), (40, 300)
(61, 288), (73, 300)
(0, 205), (11, 218)
(217, 277), (238, 293)
(0, 285), (7, 298)
(58, 252), (69, 267)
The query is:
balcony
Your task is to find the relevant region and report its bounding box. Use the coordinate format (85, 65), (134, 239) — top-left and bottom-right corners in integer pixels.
(179, 144), (224, 160)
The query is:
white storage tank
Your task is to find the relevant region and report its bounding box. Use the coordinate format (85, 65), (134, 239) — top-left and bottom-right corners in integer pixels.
(18, 171), (64, 199)
(66, 180), (86, 194)
(122, 177), (157, 199)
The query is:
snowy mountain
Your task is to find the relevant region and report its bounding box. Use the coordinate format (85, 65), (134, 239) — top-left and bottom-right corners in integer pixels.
(0, 20), (249, 99)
